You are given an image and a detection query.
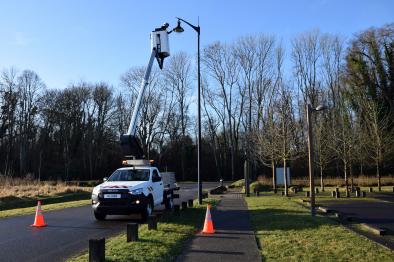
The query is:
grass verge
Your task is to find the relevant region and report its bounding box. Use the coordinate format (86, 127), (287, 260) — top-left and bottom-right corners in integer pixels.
(68, 198), (219, 262)
(246, 195), (394, 261)
(0, 193), (91, 218)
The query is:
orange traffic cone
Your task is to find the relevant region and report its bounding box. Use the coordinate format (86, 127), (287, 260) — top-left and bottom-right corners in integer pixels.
(31, 200), (47, 227)
(202, 204), (215, 234)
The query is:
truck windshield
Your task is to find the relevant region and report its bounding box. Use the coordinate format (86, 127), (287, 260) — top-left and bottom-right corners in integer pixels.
(107, 169), (149, 181)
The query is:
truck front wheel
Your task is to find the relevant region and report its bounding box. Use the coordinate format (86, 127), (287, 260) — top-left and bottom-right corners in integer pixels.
(94, 211), (106, 221)
(141, 198), (153, 221)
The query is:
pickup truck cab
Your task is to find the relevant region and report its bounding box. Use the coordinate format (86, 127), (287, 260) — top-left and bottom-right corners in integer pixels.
(91, 160), (177, 220)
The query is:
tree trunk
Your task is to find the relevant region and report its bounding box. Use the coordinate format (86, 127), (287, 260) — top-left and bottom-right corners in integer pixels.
(344, 161), (348, 193)
(377, 161), (381, 192)
(284, 159), (288, 196)
(181, 136), (185, 181)
(38, 150), (43, 182)
(350, 162), (354, 191)
(231, 146), (235, 181)
(320, 166), (324, 192)
(271, 159), (276, 191)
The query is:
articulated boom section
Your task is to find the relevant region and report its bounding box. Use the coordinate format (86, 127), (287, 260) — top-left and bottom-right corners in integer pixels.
(120, 134), (144, 159)
(121, 23), (170, 159)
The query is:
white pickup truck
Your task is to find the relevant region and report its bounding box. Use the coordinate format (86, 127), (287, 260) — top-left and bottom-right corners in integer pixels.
(91, 160), (178, 220)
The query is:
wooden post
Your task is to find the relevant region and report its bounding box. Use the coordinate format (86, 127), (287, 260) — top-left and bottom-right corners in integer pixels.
(188, 199), (193, 207)
(127, 223), (138, 242)
(181, 201), (187, 210)
(331, 191), (336, 198)
(315, 188), (319, 194)
(336, 191), (340, 198)
(148, 215), (157, 230)
(89, 238), (105, 262)
(369, 187), (373, 193)
(174, 204), (180, 215)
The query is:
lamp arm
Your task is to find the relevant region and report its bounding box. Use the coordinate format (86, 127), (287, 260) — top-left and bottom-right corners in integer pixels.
(176, 17), (200, 33)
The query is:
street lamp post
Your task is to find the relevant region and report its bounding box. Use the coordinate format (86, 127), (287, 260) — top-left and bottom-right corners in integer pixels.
(172, 18), (202, 204)
(306, 104), (326, 216)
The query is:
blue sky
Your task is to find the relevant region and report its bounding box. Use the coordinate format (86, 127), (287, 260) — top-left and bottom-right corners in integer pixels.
(0, 0), (393, 89)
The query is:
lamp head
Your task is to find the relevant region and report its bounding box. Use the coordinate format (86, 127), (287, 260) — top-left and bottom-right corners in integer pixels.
(173, 20), (184, 33)
(315, 105), (327, 111)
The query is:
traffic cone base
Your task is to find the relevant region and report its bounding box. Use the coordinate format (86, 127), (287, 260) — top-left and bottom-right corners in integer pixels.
(202, 204), (215, 234)
(31, 201), (47, 227)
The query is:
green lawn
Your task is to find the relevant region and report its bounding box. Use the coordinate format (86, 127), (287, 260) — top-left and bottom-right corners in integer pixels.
(246, 195), (394, 261)
(0, 193), (91, 218)
(68, 198), (218, 262)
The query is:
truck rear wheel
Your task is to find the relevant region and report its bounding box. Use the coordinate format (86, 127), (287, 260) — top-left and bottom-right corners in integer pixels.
(94, 211), (106, 221)
(165, 196), (174, 210)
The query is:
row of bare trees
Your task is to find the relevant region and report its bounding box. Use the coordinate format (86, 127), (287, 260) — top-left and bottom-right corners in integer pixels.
(1, 24), (393, 185)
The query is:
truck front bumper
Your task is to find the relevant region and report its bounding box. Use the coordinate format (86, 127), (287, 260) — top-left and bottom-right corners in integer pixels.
(92, 193), (148, 215)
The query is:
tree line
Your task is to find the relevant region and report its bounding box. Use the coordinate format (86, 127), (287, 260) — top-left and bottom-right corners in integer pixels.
(1, 23), (393, 188)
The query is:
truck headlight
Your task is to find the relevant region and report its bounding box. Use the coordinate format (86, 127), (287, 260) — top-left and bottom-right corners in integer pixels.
(130, 188), (143, 195)
(92, 187), (100, 196)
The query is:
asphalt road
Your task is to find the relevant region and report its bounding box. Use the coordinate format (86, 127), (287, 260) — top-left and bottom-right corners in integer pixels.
(320, 193), (394, 232)
(0, 182), (221, 262)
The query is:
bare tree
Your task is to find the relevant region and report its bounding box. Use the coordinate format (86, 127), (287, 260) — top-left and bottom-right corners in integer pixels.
(16, 70), (45, 176)
(203, 42), (242, 180)
(0, 68), (19, 176)
(164, 52), (192, 180)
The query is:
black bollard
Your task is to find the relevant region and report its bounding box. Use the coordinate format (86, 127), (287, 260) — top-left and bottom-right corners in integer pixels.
(127, 223), (138, 242)
(148, 215), (157, 230)
(188, 199), (194, 207)
(355, 189), (361, 197)
(89, 238), (105, 262)
(315, 188), (319, 194)
(369, 187), (373, 193)
(305, 191), (310, 197)
(331, 191), (336, 198)
(362, 191), (366, 197)
(255, 191), (260, 196)
(181, 201), (187, 210)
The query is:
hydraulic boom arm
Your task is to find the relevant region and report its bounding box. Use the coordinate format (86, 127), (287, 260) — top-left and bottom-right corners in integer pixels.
(120, 24), (170, 159)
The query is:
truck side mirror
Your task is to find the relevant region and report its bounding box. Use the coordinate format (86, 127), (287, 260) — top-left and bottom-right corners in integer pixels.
(103, 177), (108, 182)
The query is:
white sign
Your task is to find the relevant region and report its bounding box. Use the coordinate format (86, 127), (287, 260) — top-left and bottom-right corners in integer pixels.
(275, 167), (291, 185)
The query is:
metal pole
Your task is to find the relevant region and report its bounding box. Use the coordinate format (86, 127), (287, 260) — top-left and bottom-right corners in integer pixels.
(175, 17), (202, 204)
(197, 27), (202, 205)
(307, 104), (315, 216)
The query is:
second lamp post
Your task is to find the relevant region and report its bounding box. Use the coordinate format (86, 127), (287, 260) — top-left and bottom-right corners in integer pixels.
(173, 18), (202, 204)
(306, 104), (326, 216)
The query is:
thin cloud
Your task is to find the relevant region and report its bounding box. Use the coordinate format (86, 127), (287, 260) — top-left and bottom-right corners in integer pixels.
(13, 32), (33, 46)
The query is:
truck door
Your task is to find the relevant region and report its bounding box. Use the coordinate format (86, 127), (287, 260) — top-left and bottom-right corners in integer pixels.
(151, 169), (164, 205)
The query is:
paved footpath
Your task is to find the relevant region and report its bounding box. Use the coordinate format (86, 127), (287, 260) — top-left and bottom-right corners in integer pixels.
(177, 193), (261, 262)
